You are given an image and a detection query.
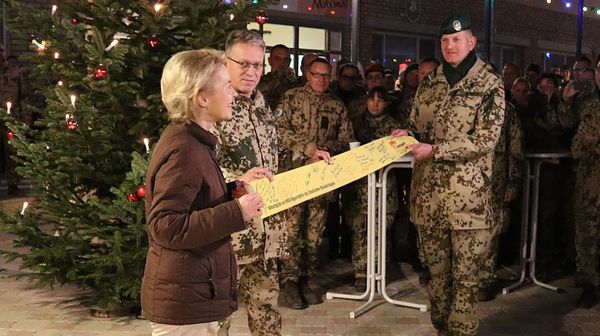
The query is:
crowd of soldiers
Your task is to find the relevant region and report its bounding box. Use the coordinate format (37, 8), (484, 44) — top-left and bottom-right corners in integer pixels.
(3, 14), (599, 336)
(214, 14), (599, 335)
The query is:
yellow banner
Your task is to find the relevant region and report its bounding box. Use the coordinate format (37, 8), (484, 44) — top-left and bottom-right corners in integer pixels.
(248, 136), (418, 219)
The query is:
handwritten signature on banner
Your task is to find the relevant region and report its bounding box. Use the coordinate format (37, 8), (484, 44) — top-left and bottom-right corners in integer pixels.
(248, 135), (418, 219)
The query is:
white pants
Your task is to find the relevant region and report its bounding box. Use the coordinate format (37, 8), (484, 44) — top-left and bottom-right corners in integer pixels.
(150, 321), (219, 336)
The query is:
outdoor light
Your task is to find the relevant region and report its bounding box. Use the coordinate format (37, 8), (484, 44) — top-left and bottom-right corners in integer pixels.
(565, 2), (571, 8)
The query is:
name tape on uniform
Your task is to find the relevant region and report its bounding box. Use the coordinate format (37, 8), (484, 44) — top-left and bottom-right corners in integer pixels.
(248, 135), (418, 219)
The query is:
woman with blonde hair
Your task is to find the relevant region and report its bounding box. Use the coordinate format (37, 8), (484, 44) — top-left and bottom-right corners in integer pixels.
(141, 49), (272, 336)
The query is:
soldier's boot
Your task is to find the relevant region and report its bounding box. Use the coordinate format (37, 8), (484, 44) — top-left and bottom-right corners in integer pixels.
(278, 280), (307, 310)
(418, 267), (431, 286)
(300, 277), (323, 305)
(353, 277), (367, 292)
(576, 284), (598, 309)
(478, 281), (498, 302)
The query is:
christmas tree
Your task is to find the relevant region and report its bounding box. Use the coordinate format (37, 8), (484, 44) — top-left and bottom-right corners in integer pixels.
(0, 0), (275, 310)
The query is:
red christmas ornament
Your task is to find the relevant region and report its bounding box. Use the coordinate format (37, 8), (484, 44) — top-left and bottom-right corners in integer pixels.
(306, 5), (313, 12)
(66, 119), (78, 130)
(94, 64), (108, 79)
(255, 11), (268, 25)
(7, 131), (14, 140)
(70, 17), (78, 24)
(127, 193), (139, 202)
(148, 36), (160, 48)
(136, 184), (146, 199)
(94, 65), (108, 79)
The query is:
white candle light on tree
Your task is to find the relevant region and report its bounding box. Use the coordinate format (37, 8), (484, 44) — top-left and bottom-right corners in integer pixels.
(143, 137), (150, 153)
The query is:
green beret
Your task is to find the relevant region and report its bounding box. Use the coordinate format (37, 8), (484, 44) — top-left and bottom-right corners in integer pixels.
(439, 14), (472, 37)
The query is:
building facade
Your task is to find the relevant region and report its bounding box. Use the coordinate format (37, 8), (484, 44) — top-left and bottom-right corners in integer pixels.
(256, 0), (600, 75)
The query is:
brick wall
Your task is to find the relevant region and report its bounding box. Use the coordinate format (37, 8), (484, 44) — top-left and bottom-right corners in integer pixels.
(357, 0), (600, 68)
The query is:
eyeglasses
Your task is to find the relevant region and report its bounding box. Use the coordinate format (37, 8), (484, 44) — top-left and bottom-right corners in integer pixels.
(227, 57), (263, 71)
(310, 72), (331, 79)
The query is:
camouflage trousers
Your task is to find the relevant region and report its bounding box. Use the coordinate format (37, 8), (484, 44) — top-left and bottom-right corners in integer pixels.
(349, 209), (396, 278)
(280, 196), (328, 283)
(574, 166), (600, 286)
(479, 204), (510, 286)
(417, 225), (493, 336)
(220, 258), (281, 336)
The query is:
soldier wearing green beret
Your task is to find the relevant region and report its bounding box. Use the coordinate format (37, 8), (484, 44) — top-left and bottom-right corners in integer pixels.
(395, 14), (505, 336)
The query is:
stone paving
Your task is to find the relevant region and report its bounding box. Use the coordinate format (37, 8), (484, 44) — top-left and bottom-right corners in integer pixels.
(1, 231), (600, 336)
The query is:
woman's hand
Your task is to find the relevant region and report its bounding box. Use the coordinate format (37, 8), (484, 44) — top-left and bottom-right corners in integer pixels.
(239, 167), (274, 184)
(238, 192), (264, 221)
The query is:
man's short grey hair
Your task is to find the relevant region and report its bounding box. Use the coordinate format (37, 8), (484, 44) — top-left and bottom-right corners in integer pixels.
(225, 30), (266, 55)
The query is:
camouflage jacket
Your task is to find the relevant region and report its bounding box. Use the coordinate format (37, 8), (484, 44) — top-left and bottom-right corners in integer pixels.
(571, 94), (600, 164)
(407, 58), (505, 230)
(552, 90), (600, 130)
(213, 91), (287, 264)
(492, 102), (523, 206)
(257, 71), (297, 111)
(276, 83), (354, 170)
(354, 112), (402, 214)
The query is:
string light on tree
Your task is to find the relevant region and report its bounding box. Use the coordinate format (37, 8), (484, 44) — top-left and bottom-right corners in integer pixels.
(32, 39), (46, 52)
(143, 137), (150, 153)
(20, 202), (29, 216)
(6, 102), (11, 115)
(54, 52), (59, 59)
(51, 5), (57, 15)
(70, 94), (77, 108)
(154, 2), (162, 13)
(105, 39), (119, 52)
(70, 16), (78, 24)
(57, 80), (64, 86)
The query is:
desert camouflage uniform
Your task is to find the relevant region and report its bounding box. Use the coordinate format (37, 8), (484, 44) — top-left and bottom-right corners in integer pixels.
(257, 71), (296, 111)
(569, 94), (600, 286)
(479, 102), (523, 287)
(213, 91), (287, 336)
(276, 83), (354, 282)
(350, 112), (401, 277)
(408, 59), (505, 336)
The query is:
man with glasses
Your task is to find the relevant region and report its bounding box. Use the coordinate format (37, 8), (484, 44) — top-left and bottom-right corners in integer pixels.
(214, 29), (288, 336)
(257, 44), (295, 111)
(276, 57), (354, 309)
